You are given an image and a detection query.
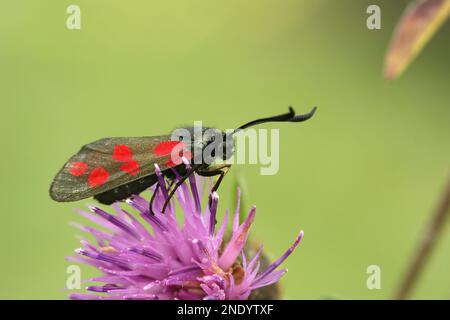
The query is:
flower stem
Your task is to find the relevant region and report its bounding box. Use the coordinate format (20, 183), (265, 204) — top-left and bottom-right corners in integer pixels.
(395, 174), (450, 299)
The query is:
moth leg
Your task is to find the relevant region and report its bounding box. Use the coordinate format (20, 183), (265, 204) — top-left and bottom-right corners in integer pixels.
(148, 183), (160, 216)
(161, 165), (200, 213)
(167, 179), (175, 190)
(197, 164), (231, 207)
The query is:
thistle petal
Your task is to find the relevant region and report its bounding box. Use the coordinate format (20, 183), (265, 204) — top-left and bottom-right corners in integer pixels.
(69, 171), (303, 300)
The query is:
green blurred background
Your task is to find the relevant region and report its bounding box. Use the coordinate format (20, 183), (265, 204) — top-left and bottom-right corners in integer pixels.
(1, 0), (449, 299)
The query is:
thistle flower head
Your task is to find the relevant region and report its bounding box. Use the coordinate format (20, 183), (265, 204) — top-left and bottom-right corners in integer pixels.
(68, 164), (303, 300)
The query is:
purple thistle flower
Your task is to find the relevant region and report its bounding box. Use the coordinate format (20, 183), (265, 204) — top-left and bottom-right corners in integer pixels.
(68, 164), (303, 300)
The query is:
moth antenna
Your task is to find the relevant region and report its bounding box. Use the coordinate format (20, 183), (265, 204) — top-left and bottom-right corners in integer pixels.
(231, 106), (317, 135)
(288, 106), (317, 122)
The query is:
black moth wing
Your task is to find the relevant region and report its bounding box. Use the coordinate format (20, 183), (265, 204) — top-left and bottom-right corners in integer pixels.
(50, 135), (178, 202)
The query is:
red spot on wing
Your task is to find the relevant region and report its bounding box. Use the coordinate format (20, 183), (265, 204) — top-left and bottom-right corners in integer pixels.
(154, 141), (192, 168)
(112, 144), (141, 175)
(165, 150), (192, 168)
(153, 141), (185, 156)
(88, 167), (109, 188)
(120, 160), (140, 175)
(165, 158), (177, 168)
(69, 162), (88, 176)
(113, 145), (133, 162)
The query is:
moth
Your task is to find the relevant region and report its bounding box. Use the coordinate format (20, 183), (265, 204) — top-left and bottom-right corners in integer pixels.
(50, 107), (316, 214)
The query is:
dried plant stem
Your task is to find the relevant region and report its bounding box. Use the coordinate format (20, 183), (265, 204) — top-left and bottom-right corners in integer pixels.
(395, 175), (450, 299)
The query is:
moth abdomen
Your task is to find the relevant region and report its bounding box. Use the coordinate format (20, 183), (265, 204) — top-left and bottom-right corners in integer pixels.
(94, 174), (159, 205)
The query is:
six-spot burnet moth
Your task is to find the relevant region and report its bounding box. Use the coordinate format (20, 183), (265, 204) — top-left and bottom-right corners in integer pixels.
(50, 107), (317, 214)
